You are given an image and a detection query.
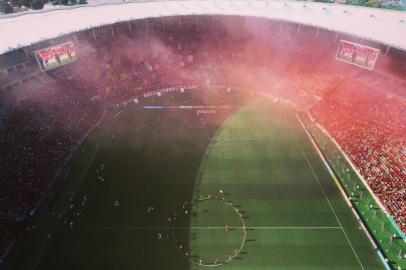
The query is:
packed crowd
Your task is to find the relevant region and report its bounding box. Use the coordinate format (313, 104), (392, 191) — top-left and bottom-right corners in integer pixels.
(0, 78), (103, 217)
(310, 78), (406, 233)
(57, 17), (342, 110)
(67, 30), (243, 103)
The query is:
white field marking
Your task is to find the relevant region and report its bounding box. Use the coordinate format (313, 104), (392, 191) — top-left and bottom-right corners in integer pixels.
(212, 139), (260, 143)
(264, 117), (276, 148)
(241, 226), (341, 230)
(217, 115), (260, 142)
(172, 196), (248, 267)
(251, 114), (261, 140)
(77, 226), (342, 231)
(208, 139), (259, 150)
(113, 110), (123, 118)
(290, 125), (366, 270)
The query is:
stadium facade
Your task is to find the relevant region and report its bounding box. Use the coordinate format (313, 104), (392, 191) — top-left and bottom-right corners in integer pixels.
(1, 0), (406, 93)
(0, 0), (406, 53)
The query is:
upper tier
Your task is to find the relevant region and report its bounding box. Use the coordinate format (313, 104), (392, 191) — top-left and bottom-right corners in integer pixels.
(0, 0), (406, 54)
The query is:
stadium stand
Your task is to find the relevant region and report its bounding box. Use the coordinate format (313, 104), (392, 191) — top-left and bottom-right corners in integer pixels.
(0, 50), (29, 70)
(0, 76), (103, 217)
(310, 76), (406, 233)
(0, 15), (405, 265)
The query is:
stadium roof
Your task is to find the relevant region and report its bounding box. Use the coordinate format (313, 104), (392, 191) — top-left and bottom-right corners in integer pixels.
(0, 0), (406, 54)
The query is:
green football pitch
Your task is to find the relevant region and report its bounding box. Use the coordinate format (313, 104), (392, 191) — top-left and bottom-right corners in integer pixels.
(29, 101), (385, 270)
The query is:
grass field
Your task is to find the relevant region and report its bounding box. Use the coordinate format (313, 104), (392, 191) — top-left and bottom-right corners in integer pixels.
(25, 101), (385, 270)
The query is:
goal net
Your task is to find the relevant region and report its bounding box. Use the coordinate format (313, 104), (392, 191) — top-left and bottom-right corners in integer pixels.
(197, 109), (216, 117)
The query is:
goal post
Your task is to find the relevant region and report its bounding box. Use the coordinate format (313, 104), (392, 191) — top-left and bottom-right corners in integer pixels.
(196, 109), (216, 117)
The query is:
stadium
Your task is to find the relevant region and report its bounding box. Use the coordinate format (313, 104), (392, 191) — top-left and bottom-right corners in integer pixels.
(0, 1), (405, 269)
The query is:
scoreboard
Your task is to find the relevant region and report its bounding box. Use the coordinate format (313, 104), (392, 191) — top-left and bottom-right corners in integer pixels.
(336, 40), (380, 70)
(35, 41), (77, 71)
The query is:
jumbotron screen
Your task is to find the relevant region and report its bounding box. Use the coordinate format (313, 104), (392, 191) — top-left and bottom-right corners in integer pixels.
(35, 42), (77, 71)
(336, 40), (380, 70)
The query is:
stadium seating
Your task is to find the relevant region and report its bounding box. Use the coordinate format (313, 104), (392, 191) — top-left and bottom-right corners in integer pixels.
(0, 78), (102, 216)
(310, 78), (406, 233)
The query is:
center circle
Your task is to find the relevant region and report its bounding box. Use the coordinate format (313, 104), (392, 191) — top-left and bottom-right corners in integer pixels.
(172, 196), (247, 266)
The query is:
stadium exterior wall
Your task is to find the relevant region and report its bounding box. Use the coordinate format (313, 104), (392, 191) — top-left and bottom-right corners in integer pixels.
(0, 0), (406, 55)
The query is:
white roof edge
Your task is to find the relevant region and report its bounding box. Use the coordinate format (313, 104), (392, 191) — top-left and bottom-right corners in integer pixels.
(0, 0), (405, 55)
